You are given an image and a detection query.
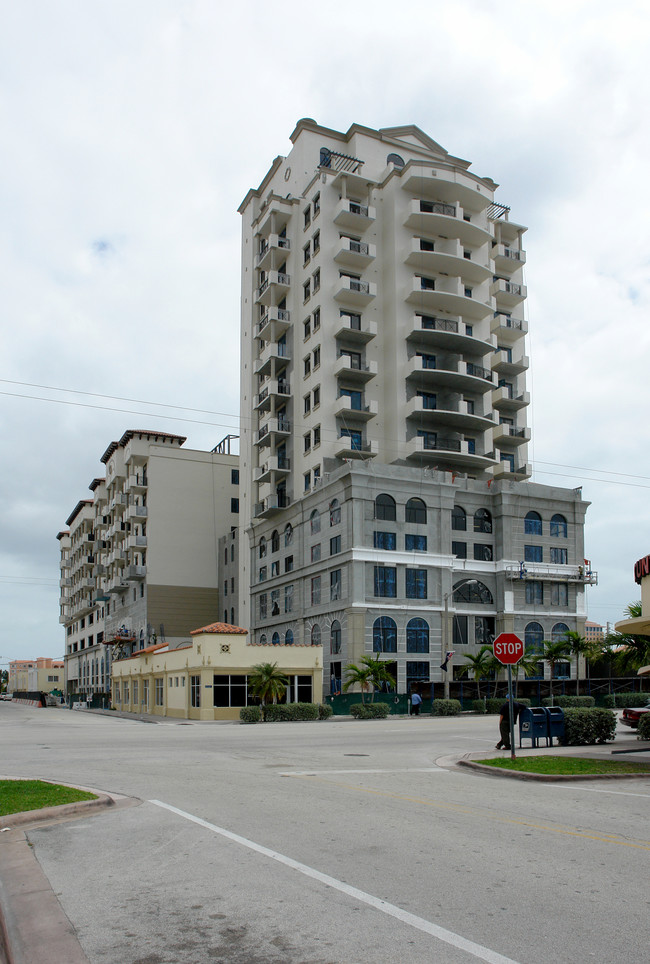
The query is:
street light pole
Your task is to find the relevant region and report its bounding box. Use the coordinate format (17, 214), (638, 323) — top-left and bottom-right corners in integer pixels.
(443, 593), (450, 700)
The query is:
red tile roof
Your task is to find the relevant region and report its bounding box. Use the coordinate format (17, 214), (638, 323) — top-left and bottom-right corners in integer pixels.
(190, 622), (248, 636)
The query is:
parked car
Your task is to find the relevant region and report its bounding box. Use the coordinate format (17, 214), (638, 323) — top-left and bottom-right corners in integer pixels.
(0, 692), (13, 701)
(620, 705), (650, 728)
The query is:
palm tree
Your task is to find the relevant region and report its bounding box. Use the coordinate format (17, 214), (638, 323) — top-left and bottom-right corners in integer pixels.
(602, 603), (650, 676)
(460, 645), (493, 699)
(541, 639), (570, 705)
(562, 631), (590, 696)
(247, 662), (289, 719)
(343, 656), (396, 703)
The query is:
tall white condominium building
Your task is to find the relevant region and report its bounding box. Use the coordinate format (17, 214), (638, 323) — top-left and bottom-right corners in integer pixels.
(59, 430), (239, 698)
(238, 120), (596, 698)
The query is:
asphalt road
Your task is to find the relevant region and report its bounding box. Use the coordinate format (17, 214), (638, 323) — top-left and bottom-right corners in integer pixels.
(0, 702), (648, 964)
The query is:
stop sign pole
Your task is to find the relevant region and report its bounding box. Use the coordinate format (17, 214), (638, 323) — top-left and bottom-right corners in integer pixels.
(493, 633), (525, 759)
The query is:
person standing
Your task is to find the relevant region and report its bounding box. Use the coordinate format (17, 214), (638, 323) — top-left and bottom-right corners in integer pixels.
(496, 696), (525, 749)
(410, 691), (422, 716)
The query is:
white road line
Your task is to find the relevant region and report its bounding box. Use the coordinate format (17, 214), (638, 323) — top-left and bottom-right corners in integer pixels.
(149, 799), (523, 964)
(553, 785), (650, 798)
(279, 767), (450, 776)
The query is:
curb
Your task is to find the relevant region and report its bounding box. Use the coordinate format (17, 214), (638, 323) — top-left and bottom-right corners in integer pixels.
(457, 758), (650, 781)
(0, 792), (114, 831)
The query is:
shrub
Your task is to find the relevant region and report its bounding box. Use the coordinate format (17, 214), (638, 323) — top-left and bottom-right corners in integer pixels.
(615, 692), (650, 708)
(485, 697), (530, 715)
(431, 699), (461, 716)
(350, 702), (390, 719)
(318, 703), (333, 720)
(542, 696), (595, 708)
(472, 699), (487, 714)
(560, 708), (617, 745)
(637, 714), (650, 741)
(264, 702), (319, 722)
(600, 694), (615, 708)
(239, 706), (261, 723)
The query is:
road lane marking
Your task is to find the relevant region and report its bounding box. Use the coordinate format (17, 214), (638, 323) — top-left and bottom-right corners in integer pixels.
(149, 799), (523, 964)
(553, 785), (650, 799)
(280, 767), (451, 776)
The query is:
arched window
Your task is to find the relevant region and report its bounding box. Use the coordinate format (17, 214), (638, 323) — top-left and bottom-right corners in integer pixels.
(320, 147), (332, 168)
(373, 616), (397, 653)
(524, 622), (544, 678)
(259, 537), (267, 559)
(285, 629), (294, 645)
(406, 497), (427, 524)
(271, 530), (280, 553)
(310, 509), (321, 534)
(224, 610), (228, 623)
(271, 632), (280, 645)
(230, 608), (235, 625)
(284, 523), (293, 546)
(375, 494), (396, 521)
(331, 620), (341, 654)
(552, 622), (570, 642)
(329, 499), (341, 526)
(259, 633), (267, 645)
(406, 617), (429, 653)
(550, 514), (568, 538)
(474, 508), (492, 534)
(386, 153), (405, 168)
(453, 580), (493, 605)
(311, 624), (321, 647)
(524, 511), (542, 535)
(451, 506), (466, 531)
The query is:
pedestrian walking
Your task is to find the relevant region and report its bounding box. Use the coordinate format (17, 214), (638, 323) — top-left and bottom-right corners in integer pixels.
(496, 696), (525, 749)
(410, 691), (422, 716)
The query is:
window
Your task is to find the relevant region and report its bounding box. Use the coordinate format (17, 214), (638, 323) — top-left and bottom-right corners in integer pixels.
(453, 580), (493, 604)
(311, 576), (321, 606)
(406, 618), (429, 653)
(313, 385), (320, 407)
(405, 498), (427, 524)
(329, 499), (341, 526)
(259, 565), (267, 582)
(285, 555), (293, 573)
(271, 530), (279, 553)
(271, 590), (279, 616)
(213, 674), (247, 708)
(311, 544), (321, 563)
(155, 678), (164, 706)
(374, 566), (397, 597)
(452, 541), (467, 559)
(271, 632), (280, 645)
(406, 533), (427, 552)
(330, 569), (342, 601)
(313, 425), (321, 446)
(308, 624), (320, 647)
(524, 545), (543, 563)
(284, 523), (293, 546)
(310, 509), (321, 534)
(303, 280), (310, 302)
(285, 584), (293, 613)
(313, 308), (320, 331)
(552, 622), (570, 642)
(551, 583), (568, 606)
(406, 568), (427, 599)
(374, 531), (396, 550)
(231, 469), (239, 485)
(473, 544), (493, 562)
(304, 206), (311, 228)
(313, 229), (320, 252)
(375, 494), (396, 521)
(303, 243), (311, 265)
(524, 511), (542, 535)
(451, 506), (466, 531)
(313, 192), (320, 216)
(330, 535), (341, 555)
(373, 617), (397, 653)
(340, 428), (362, 450)
(550, 514), (568, 538)
(304, 318), (311, 339)
(285, 630), (294, 645)
(474, 508), (492, 533)
(304, 393), (311, 414)
(387, 153), (405, 168)
(313, 270), (320, 293)
(230, 498), (239, 513)
(550, 547), (568, 565)
(259, 594), (267, 620)
(313, 346), (320, 367)
(304, 355), (311, 376)
(417, 391), (437, 410)
(259, 537), (266, 559)
(304, 433), (311, 453)
(525, 580), (544, 605)
(524, 623), (544, 678)
(331, 620), (341, 654)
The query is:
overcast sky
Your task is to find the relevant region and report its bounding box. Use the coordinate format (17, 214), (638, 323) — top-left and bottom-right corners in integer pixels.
(2, 0), (649, 665)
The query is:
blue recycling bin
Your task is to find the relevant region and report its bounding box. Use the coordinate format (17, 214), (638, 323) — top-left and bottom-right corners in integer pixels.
(545, 706), (565, 745)
(519, 707), (549, 748)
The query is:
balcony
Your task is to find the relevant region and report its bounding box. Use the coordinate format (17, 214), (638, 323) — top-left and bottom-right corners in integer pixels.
(492, 244), (526, 274)
(406, 314), (495, 355)
(405, 398), (494, 432)
(491, 461), (532, 482)
(405, 435), (498, 470)
(255, 234), (291, 270)
(108, 577), (130, 594)
(334, 435), (378, 460)
(127, 535), (147, 550)
(406, 276), (491, 320)
(334, 276), (377, 306)
(405, 199), (491, 246)
(405, 237), (491, 284)
(126, 504), (148, 523)
(492, 350), (529, 377)
(254, 494), (291, 519)
(125, 565), (147, 581)
(256, 271), (291, 306)
(492, 424), (531, 447)
(253, 456), (291, 484)
(334, 316), (377, 344)
(491, 313), (528, 344)
(406, 357), (494, 393)
(254, 416), (291, 446)
(59, 577), (72, 588)
(334, 237), (376, 269)
(126, 474), (147, 493)
(253, 380), (291, 412)
(111, 522), (128, 542)
(334, 395), (378, 421)
(255, 306), (290, 339)
(334, 354), (378, 383)
(254, 341), (291, 377)
(333, 198), (376, 231)
(492, 386), (530, 411)
(491, 277), (527, 307)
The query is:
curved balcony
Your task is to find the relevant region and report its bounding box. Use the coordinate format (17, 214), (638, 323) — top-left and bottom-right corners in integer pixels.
(406, 314), (494, 355)
(405, 199), (491, 246)
(492, 424), (531, 447)
(401, 165), (491, 214)
(406, 276), (491, 321)
(333, 199), (376, 232)
(405, 435), (498, 471)
(334, 237), (376, 269)
(405, 398), (494, 432)
(405, 238), (491, 284)
(406, 357), (494, 394)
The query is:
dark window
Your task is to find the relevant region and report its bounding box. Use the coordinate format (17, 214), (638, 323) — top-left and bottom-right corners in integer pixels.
(406, 617), (429, 653)
(525, 622), (544, 678)
(375, 494), (396, 521)
(453, 580), (493, 604)
(474, 509), (492, 533)
(550, 547), (568, 565)
(453, 614), (468, 648)
(552, 622), (570, 642)
(373, 616), (397, 653)
(525, 581), (544, 605)
(451, 506), (466, 531)
(374, 566), (397, 597)
(330, 569), (342, 601)
(405, 533), (427, 552)
(406, 568), (427, 599)
(475, 616), (495, 647)
(331, 620), (341, 655)
(524, 511), (542, 535)
(550, 514), (568, 538)
(330, 535), (341, 555)
(310, 510), (321, 534)
(329, 499), (341, 526)
(452, 541), (467, 559)
(311, 624), (321, 646)
(551, 583), (568, 606)
(387, 153), (405, 168)
(271, 530), (280, 553)
(231, 469), (239, 485)
(473, 544), (493, 562)
(231, 498), (239, 513)
(374, 531), (396, 550)
(405, 497), (427, 524)
(524, 545), (543, 563)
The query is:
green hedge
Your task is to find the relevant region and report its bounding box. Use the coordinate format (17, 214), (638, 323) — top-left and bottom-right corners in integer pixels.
(431, 699), (461, 716)
(264, 702), (319, 722)
(637, 714), (650, 740)
(485, 697), (530, 715)
(601, 692), (650, 709)
(472, 699), (487, 714)
(350, 702), (390, 719)
(318, 703), (333, 720)
(239, 706), (261, 723)
(560, 708), (617, 745)
(542, 696), (595, 708)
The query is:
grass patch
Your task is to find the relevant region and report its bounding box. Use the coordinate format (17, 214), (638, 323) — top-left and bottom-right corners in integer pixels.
(0, 780), (97, 816)
(480, 756), (650, 776)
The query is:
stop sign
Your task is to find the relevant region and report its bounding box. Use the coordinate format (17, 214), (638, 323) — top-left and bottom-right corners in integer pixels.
(493, 633), (524, 664)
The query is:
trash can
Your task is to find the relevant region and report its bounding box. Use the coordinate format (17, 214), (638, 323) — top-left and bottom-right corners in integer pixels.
(545, 706), (565, 745)
(519, 707), (549, 748)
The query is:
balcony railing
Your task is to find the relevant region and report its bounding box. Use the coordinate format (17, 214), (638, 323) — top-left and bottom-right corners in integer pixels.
(466, 363), (493, 382)
(421, 437), (462, 452)
(420, 316), (459, 333)
(420, 200), (456, 217)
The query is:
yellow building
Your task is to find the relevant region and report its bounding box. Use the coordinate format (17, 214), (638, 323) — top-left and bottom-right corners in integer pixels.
(9, 658), (64, 694)
(110, 622), (323, 721)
